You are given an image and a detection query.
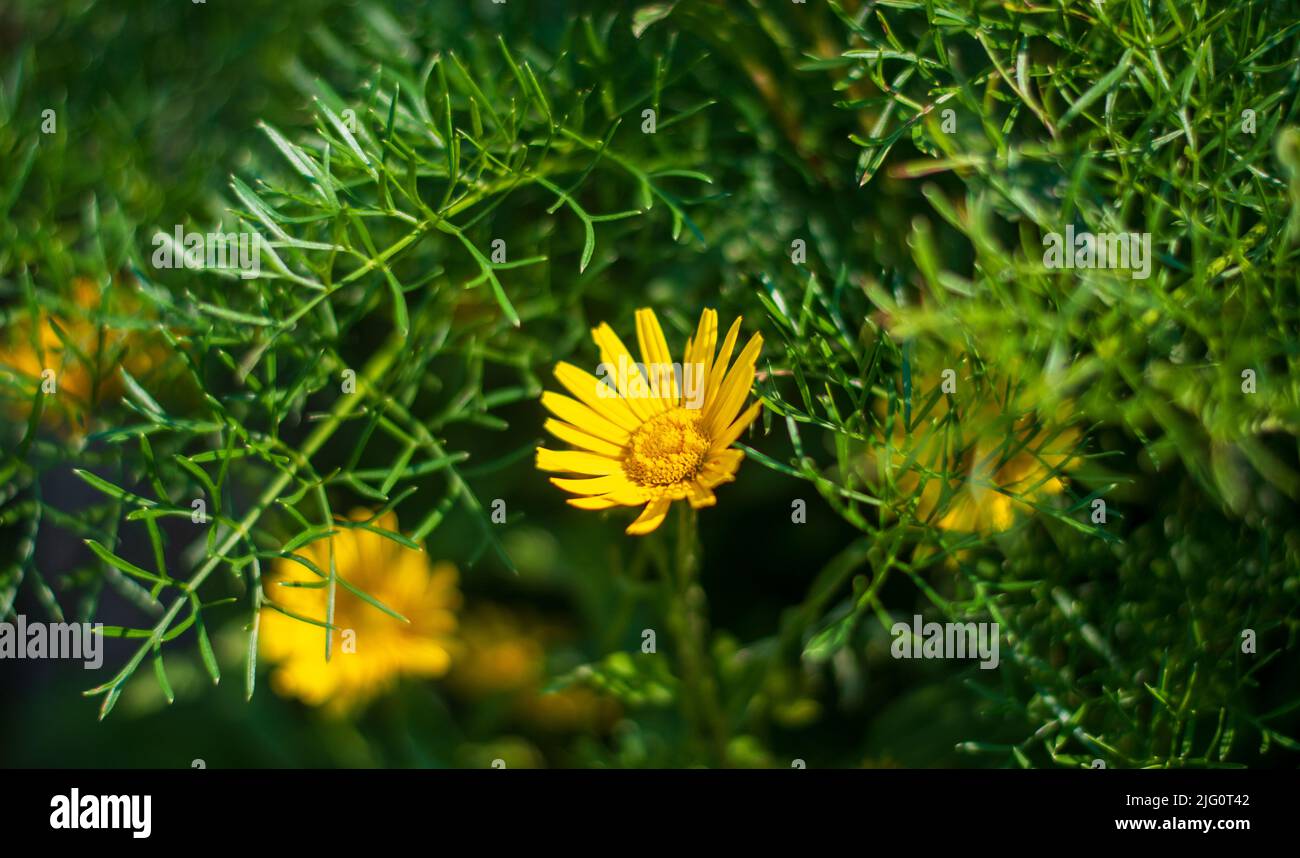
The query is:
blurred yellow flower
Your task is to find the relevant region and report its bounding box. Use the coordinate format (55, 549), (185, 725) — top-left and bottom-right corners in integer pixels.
(259, 510), (460, 713)
(448, 603), (620, 733)
(536, 307), (763, 535)
(0, 276), (163, 435)
(447, 604), (549, 698)
(880, 372), (1079, 534)
(523, 684), (620, 733)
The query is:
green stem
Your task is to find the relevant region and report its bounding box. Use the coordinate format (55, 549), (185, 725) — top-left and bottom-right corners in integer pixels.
(664, 504), (729, 766)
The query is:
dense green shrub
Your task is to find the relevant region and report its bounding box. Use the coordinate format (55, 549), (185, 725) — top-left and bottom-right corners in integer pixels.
(1, 0), (1297, 768)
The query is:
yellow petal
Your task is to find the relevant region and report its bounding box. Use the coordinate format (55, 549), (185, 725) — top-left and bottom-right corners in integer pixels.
(685, 481), (716, 509)
(540, 392), (630, 444)
(554, 361), (641, 431)
(625, 496), (672, 535)
(566, 486), (648, 509)
(326, 527), (362, 584)
(591, 323), (659, 421)
(698, 448), (744, 488)
(710, 400), (762, 452)
(543, 418), (624, 457)
(396, 640), (454, 677)
(687, 308), (718, 374)
(935, 491), (980, 532)
(536, 447), (622, 475)
(681, 309), (717, 411)
(567, 495), (622, 510)
(697, 471), (737, 490)
(635, 308), (679, 407)
(706, 448), (745, 470)
(550, 474), (633, 496)
(706, 332), (762, 437)
(704, 316), (743, 409)
(987, 494), (1015, 531)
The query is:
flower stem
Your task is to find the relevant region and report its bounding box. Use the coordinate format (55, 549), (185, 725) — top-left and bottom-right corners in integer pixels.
(665, 503), (729, 766)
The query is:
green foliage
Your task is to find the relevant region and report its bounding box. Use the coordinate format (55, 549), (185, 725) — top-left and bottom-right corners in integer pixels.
(1, 0), (1298, 768)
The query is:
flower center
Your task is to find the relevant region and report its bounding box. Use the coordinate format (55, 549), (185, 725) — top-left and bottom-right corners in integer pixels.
(623, 407), (711, 487)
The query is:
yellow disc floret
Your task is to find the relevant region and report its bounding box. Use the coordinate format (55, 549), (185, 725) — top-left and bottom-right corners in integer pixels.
(623, 407), (711, 487)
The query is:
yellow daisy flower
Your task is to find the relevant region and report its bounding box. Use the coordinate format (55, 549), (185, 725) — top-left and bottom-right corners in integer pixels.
(880, 375), (1079, 534)
(259, 510), (461, 713)
(536, 307), (764, 535)
(0, 276), (164, 435)
(446, 603), (549, 698)
(447, 603), (621, 733)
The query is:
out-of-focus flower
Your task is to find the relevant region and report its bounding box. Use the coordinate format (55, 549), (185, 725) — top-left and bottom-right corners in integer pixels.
(878, 368), (1079, 534)
(0, 276), (163, 436)
(536, 307), (764, 535)
(522, 684), (619, 733)
(259, 510), (460, 713)
(446, 604), (549, 698)
(448, 603), (620, 733)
